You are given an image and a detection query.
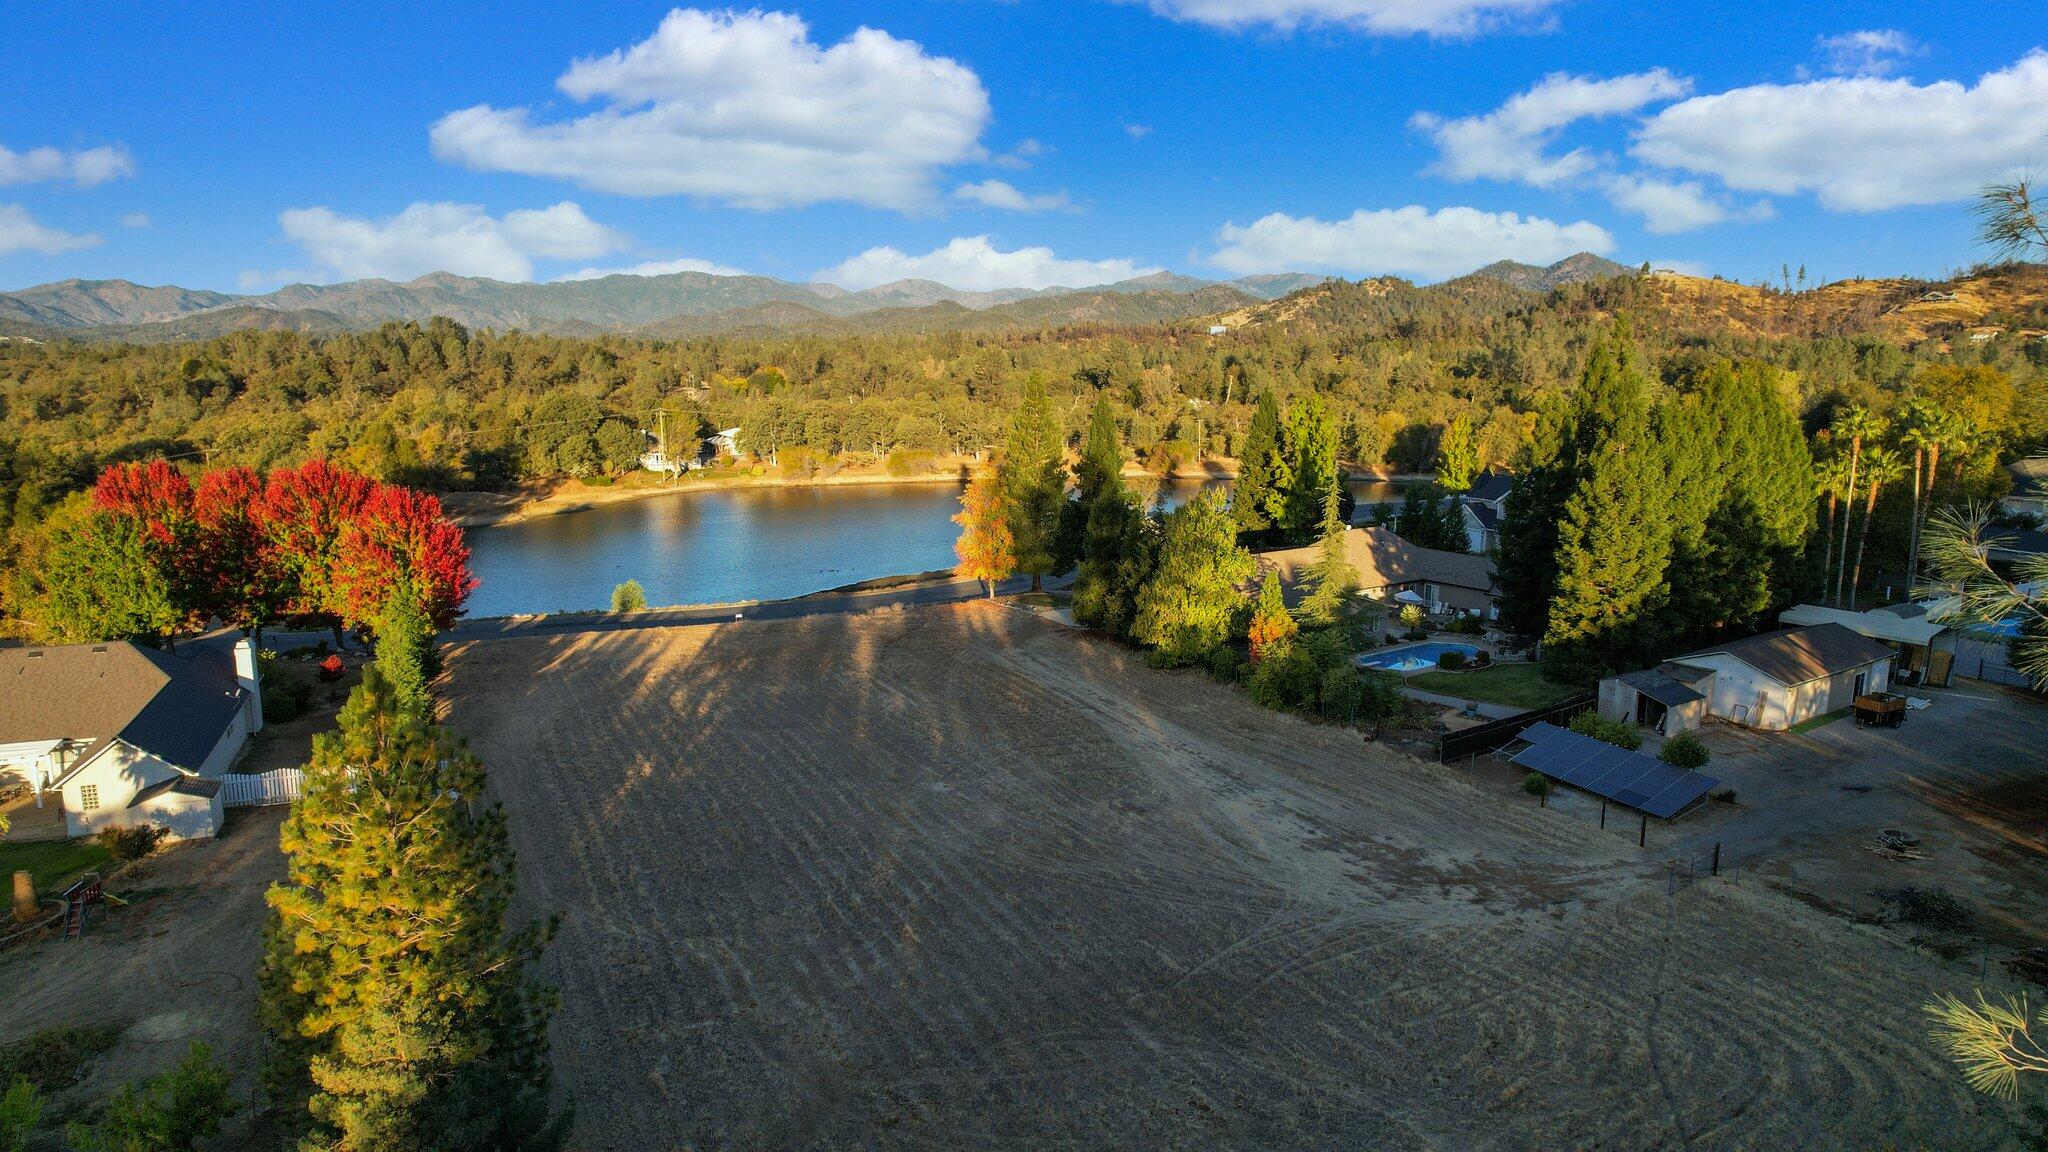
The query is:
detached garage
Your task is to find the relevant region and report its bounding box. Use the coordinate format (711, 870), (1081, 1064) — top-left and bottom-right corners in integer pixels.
(1600, 624), (1897, 734)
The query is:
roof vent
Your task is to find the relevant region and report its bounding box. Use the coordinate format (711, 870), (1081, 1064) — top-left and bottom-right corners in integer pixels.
(90, 645), (107, 653)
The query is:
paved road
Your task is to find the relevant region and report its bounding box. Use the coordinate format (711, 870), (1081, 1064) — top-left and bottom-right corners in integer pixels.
(445, 574), (1045, 642)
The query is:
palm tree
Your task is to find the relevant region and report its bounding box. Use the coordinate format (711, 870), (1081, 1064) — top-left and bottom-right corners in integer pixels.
(1814, 449), (1849, 598)
(1829, 407), (1882, 605)
(1899, 399), (1964, 587)
(1847, 445), (1904, 610)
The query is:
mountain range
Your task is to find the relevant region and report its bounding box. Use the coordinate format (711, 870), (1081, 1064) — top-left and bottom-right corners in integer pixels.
(0, 257), (1635, 344)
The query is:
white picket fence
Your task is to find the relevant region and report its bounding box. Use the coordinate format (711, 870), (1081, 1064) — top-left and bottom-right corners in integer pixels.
(221, 769), (304, 808)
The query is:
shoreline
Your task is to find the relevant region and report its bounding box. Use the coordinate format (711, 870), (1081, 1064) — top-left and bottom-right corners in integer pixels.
(441, 464), (1429, 530)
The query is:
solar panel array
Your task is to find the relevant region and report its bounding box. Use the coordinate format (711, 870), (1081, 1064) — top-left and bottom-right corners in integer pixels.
(1509, 722), (1720, 819)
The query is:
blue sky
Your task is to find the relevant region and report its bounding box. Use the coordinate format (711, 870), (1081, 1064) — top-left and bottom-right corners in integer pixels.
(5, 1), (2046, 293)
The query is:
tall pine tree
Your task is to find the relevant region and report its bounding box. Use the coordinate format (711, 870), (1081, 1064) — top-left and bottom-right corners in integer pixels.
(998, 375), (1071, 591)
(1298, 485), (1358, 627)
(1233, 390), (1290, 534)
(1071, 399), (1159, 636)
(1436, 415), (1480, 493)
(261, 668), (563, 1151)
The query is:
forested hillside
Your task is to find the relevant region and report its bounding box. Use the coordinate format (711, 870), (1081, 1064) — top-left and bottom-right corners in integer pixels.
(2, 261), (2043, 634)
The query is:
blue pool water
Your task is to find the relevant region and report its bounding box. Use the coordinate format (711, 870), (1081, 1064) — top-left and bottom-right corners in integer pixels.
(1356, 642), (1483, 673)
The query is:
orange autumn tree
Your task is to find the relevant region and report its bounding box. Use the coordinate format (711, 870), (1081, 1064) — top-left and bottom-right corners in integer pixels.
(954, 467), (1016, 598)
(1247, 568), (1297, 662)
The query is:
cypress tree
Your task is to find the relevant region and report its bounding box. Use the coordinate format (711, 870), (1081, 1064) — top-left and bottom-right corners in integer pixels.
(1281, 394), (1339, 538)
(1233, 390), (1290, 533)
(1071, 404), (1158, 637)
(261, 670), (564, 1151)
(1134, 489), (1253, 665)
(372, 582), (434, 719)
(1075, 395), (1123, 508)
(998, 375), (1071, 591)
(1436, 414), (1480, 493)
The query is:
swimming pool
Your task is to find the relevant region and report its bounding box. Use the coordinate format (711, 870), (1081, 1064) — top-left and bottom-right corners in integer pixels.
(1356, 642), (1483, 673)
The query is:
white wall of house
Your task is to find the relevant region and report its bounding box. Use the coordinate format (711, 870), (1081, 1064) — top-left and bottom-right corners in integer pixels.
(196, 706), (253, 778)
(57, 740), (231, 841)
(1677, 655), (1890, 731)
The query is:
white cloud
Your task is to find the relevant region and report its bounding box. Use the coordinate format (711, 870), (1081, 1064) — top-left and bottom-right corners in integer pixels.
(558, 256), (748, 281)
(953, 180), (1073, 213)
(1633, 51), (2048, 211)
(277, 200), (627, 282)
(1122, 121), (1154, 141)
(817, 235), (1160, 291)
(1130, 0), (1559, 35)
(1412, 69), (1691, 187)
(430, 8), (990, 211)
(0, 143), (135, 188)
(1603, 175), (1772, 235)
(1819, 29), (1921, 77)
(119, 212), (151, 229)
(0, 204), (101, 257)
(991, 138), (1048, 171)
(1206, 205), (1613, 281)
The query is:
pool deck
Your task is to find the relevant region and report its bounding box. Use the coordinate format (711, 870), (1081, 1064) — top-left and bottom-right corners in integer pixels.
(1396, 687), (1521, 721)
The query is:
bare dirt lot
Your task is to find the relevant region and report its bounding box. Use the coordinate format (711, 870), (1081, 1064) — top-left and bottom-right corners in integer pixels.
(441, 604), (2039, 1151)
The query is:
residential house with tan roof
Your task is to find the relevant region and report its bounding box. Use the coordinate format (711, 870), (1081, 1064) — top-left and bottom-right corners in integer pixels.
(1256, 526), (1499, 620)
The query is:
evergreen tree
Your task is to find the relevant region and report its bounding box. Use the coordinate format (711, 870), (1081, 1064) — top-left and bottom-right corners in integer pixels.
(1246, 568), (1297, 662)
(1075, 395), (1123, 507)
(1542, 355), (1674, 680)
(261, 669), (563, 1152)
(1297, 486), (1357, 627)
(1496, 335), (1644, 639)
(1071, 405), (1158, 637)
(1233, 390), (1290, 533)
(1436, 414), (1480, 493)
(997, 375), (1070, 591)
(1133, 489), (1253, 665)
(1393, 484), (1466, 552)
(373, 583), (435, 719)
(1281, 394), (1339, 537)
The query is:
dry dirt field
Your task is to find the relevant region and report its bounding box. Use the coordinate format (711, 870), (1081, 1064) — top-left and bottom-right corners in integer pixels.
(441, 604), (2039, 1151)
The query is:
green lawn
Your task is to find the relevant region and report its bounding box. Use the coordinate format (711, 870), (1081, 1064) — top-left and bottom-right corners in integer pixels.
(0, 838), (113, 895)
(1406, 662), (1581, 711)
(1789, 708), (1851, 734)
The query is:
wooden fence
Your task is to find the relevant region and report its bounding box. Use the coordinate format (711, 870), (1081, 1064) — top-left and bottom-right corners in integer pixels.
(220, 769), (303, 808)
(1437, 693), (1596, 763)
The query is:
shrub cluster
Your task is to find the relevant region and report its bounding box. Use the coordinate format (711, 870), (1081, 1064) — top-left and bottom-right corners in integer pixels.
(1568, 710), (1644, 750)
(98, 823), (166, 864)
(1658, 730), (1711, 768)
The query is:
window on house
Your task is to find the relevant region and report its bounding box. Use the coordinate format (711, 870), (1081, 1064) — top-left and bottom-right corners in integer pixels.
(80, 784), (100, 811)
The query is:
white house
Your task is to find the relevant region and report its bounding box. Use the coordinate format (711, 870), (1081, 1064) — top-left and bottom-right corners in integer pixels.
(1600, 623), (1895, 734)
(0, 637), (261, 841)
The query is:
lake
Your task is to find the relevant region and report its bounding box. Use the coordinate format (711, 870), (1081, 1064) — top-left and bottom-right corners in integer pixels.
(463, 477), (1415, 617)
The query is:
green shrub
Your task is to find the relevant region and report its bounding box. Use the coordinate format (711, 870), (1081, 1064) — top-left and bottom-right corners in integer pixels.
(1318, 666), (1364, 721)
(1403, 629), (1429, 642)
(258, 652), (314, 724)
(1471, 649), (1492, 666)
(1521, 772), (1552, 798)
(1569, 710), (1644, 750)
(1204, 645), (1245, 682)
(1658, 730), (1710, 769)
(1448, 614), (1485, 635)
(0, 1078), (38, 1152)
(1246, 645), (1320, 711)
(1356, 669), (1408, 728)
(885, 448), (939, 477)
(1293, 626), (1357, 673)
(1438, 650), (1466, 671)
(98, 824), (165, 864)
(610, 579), (649, 613)
(67, 1041), (235, 1152)
(0, 1027), (119, 1095)
(1711, 788), (1738, 804)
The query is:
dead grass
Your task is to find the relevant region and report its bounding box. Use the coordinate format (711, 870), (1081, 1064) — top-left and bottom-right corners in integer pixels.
(438, 604), (2032, 1150)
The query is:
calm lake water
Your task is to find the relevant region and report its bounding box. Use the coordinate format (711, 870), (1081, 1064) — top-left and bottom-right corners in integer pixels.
(463, 477), (1414, 617)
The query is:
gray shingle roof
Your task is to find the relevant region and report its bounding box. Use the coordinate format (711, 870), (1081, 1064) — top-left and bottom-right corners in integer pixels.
(128, 774), (224, 807)
(1615, 667), (1706, 707)
(2010, 457), (2048, 499)
(1680, 623), (1894, 687)
(1464, 470), (1514, 505)
(0, 642), (245, 775)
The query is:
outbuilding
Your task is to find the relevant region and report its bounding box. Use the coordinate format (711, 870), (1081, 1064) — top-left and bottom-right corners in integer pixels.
(1599, 623), (1896, 734)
